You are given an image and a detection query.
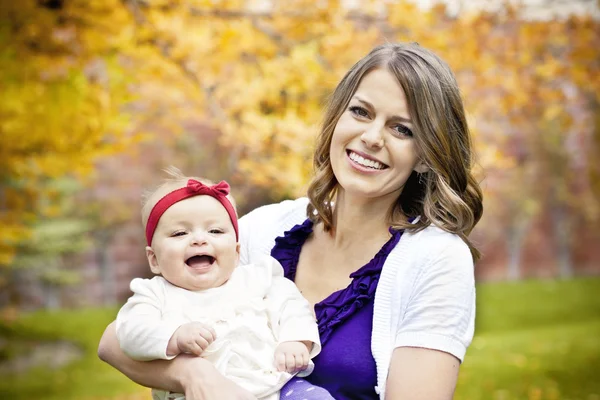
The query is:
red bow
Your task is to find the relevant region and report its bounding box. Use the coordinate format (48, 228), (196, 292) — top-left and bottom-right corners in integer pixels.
(186, 179), (230, 197)
(145, 178), (239, 245)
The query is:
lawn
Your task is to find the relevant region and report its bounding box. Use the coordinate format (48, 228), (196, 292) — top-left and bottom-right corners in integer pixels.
(0, 277), (599, 400)
(0, 307), (147, 400)
(457, 278), (600, 400)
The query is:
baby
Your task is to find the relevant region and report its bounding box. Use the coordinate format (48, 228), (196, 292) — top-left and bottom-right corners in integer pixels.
(116, 169), (332, 400)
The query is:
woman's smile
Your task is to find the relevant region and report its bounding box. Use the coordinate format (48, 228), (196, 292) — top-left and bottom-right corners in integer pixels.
(346, 149), (388, 172)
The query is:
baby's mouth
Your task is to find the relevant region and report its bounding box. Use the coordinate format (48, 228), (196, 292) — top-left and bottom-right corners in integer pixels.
(186, 255), (215, 268)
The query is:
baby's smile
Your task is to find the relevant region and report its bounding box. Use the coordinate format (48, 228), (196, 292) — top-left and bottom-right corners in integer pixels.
(186, 255), (215, 269)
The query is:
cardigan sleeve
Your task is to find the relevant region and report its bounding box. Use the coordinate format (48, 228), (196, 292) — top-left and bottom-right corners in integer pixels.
(238, 197), (309, 265)
(393, 235), (476, 362)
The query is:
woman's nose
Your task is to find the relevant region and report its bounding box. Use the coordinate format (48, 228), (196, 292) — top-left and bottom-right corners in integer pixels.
(360, 124), (385, 149)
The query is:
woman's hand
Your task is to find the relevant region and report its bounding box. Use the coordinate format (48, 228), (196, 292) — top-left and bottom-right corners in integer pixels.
(180, 356), (257, 400)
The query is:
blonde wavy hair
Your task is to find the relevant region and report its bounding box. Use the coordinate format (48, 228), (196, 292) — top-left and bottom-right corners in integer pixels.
(307, 43), (483, 260)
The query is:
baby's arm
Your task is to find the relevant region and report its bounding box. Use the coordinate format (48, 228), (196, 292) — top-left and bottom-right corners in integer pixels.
(117, 277), (214, 360)
(261, 258), (321, 372)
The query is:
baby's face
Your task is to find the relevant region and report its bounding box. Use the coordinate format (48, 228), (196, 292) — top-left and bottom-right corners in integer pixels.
(146, 195), (239, 291)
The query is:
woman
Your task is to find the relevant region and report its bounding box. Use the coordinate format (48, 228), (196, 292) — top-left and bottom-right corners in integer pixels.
(98, 42), (483, 400)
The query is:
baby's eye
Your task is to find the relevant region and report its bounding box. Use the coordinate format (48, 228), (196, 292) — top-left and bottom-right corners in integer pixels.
(349, 105), (369, 118)
(392, 124), (413, 137)
(171, 231), (187, 237)
(209, 228), (224, 234)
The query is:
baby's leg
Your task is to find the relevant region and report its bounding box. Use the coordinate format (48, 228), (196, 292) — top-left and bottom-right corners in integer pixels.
(279, 378), (334, 400)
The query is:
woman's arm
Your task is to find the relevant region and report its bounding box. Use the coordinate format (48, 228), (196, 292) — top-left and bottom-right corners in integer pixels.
(385, 347), (459, 399)
(384, 234), (474, 399)
(98, 321), (199, 391)
(98, 322), (257, 400)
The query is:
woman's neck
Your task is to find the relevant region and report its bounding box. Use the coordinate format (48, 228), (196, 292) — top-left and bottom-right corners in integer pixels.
(326, 190), (398, 249)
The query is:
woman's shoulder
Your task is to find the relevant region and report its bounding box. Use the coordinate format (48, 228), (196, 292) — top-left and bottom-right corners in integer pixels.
(407, 223), (470, 250)
(239, 197), (309, 226)
(389, 224), (473, 271)
(380, 224), (475, 310)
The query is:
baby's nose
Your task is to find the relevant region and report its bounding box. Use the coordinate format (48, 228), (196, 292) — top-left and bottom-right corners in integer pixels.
(190, 232), (208, 245)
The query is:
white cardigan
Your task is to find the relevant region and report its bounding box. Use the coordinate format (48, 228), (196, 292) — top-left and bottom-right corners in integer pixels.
(239, 197), (475, 399)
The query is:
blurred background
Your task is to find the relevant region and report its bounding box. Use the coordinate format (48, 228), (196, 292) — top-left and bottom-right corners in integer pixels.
(1, 0), (599, 399)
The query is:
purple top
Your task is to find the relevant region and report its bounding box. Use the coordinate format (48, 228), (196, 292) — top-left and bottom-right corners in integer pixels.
(271, 219), (403, 399)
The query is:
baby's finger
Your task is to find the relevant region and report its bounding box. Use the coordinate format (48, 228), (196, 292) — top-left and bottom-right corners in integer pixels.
(295, 353), (306, 371)
(206, 326), (217, 341)
(300, 352), (309, 370)
(285, 354), (296, 372)
(194, 335), (210, 351)
(275, 352), (286, 372)
(186, 341), (204, 356)
(199, 328), (216, 344)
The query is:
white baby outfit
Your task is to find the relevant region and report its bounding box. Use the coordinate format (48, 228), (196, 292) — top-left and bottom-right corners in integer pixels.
(116, 256), (320, 400)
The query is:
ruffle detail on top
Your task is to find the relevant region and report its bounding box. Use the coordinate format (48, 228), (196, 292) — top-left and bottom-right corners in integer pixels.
(271, 218), (314, 281)
(271, 219), (403, 346)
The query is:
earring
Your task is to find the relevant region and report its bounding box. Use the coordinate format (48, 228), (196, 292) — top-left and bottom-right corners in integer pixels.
(418, 173), (425, 185)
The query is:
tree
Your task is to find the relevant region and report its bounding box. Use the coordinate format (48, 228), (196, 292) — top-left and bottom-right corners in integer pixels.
(2, 179), (91, 309)
(122, 0), (599, 277)
(0, 1), (141, 265)
(2, 0), (598, 286)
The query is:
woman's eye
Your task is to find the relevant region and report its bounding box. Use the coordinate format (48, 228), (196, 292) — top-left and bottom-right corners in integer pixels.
(392, 124), (413, 137)
(349, 106), (369, 118)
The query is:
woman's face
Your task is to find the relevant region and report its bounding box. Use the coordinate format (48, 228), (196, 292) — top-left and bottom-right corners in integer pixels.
(330, 67), (425, 202)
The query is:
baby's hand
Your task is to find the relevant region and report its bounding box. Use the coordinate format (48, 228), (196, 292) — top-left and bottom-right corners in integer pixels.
(167, 322), (217, 357)
(274, 341), (311, 373)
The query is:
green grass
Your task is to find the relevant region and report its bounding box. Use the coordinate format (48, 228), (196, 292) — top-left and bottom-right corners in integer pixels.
(456, 278), (600, 400)
(0, 308), (148, 400)
(0, 278), (599, 400)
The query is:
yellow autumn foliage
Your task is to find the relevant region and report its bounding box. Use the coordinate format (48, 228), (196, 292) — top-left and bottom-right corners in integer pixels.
(0, 1), (141, 265)
(1, 0), (598, 266)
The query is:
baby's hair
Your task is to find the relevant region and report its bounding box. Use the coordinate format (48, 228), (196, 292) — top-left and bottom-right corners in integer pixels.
(141, 166), (237, 230)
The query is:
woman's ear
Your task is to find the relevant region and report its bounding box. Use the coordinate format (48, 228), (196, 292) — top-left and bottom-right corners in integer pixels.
(146, 246), (161, 274)
(414, 161), (430, 174)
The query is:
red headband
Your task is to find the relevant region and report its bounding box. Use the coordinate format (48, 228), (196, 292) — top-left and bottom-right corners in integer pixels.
(145, 179), (239, 246)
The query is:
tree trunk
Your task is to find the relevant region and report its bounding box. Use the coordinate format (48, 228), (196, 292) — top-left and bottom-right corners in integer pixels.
(507, 219), (529, 280)
(553, 205), (573, 278)
(96, 230), (116, 306)
(44, 283), (60, 310)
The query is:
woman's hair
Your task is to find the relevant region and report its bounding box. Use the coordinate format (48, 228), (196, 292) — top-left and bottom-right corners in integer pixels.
(307, 42), (483, 260)
(141, 166), (237, 229)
